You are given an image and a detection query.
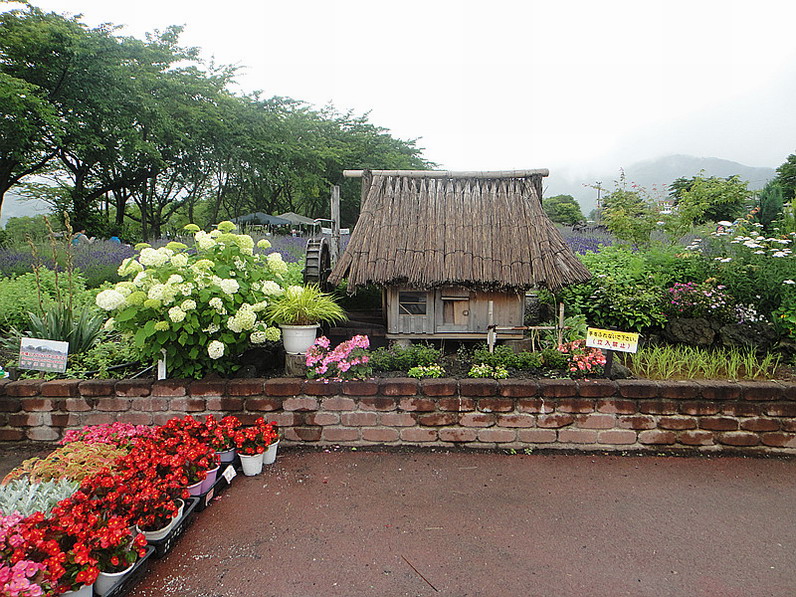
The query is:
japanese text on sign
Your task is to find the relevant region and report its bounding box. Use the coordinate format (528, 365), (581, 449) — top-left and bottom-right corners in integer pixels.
(19, 337), (69, 373)
(585, 328), (639, 353)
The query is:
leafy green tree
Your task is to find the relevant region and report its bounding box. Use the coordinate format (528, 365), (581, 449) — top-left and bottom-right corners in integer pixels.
(542, 194), (584, 225)
(669, 173), (750, 223)
(756, 181), (784, 231)
(601, 173), (656, 246)
(774, 152), (796, 202)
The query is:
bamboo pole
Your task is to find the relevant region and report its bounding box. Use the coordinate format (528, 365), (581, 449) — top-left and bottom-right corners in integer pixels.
(343, 169), (550, 179)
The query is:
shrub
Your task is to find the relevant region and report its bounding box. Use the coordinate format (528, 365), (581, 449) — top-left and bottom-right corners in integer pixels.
(407, 364), (446, 378)
(665, 281), (736, 323)
(541, 348), (568, 370)
(468, 363), (509, 379)
(515, 351), (543, 370)
(471, 345), (520, 369)
(370, 343), (442, 372)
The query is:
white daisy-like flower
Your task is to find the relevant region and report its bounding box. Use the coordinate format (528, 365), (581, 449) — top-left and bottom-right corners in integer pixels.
(208, 340), (225, 359)
(96, 289), (127, 311)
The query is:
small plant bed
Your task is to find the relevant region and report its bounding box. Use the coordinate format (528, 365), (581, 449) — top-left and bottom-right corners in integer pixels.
(0, 416), (280, 596)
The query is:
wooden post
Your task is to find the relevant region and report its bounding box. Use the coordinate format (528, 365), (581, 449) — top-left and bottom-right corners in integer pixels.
(330, 185), (341, 264)
(557, 303), (565, 346)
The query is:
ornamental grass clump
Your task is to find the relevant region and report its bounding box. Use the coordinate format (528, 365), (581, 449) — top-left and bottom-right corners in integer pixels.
(95, 221), (286, 378)
(265, 284), (347, 326)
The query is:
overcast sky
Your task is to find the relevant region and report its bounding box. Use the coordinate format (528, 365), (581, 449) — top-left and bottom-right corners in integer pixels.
(13, 0), (796, 179)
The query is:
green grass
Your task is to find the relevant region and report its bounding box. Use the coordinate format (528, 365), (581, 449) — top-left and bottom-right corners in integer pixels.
(624, 345), (782, 380)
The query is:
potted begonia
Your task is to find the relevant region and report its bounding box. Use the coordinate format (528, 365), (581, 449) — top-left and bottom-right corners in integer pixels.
(233, 418), (279, 476)
(265, 284), (347, 354)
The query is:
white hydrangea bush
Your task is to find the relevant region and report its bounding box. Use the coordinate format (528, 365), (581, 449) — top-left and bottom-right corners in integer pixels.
(95, 221), (287, 377)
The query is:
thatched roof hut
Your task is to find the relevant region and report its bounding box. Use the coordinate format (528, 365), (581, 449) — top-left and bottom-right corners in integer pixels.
(329, 169), (591, 292)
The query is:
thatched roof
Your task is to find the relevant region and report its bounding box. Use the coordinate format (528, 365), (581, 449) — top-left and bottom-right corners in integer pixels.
(328, 170), (592, 292)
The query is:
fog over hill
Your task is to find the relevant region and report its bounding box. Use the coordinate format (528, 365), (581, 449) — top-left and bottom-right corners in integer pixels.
(545, 154), (777, 215)
(0, 190), (50, 227)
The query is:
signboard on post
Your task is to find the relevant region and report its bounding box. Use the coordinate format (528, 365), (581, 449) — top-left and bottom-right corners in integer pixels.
(586, 328), (639, 353)
(19, 338), (69, 373)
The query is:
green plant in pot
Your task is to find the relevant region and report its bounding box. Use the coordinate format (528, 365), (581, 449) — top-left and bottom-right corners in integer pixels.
(265, 284), (347, 354)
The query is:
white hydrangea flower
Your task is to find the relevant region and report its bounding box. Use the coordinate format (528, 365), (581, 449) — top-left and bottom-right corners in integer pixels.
(203, 323), (221, 334)
(147, 284), (166, 302)
(250, 330), (267, 344)
(181, 299), (197, 311)
(209, 229), (222, 238)
(168, 306), (186, 323)
(167, 274), (184, 286)
(208, 340), (225, 359)
(209, 297), (225, 311)
(114, 283), (133, 297)
(227, 316), (243, 333)
(266, 252), (288, 275)
(220, 278), (239, 295)
(118, 258), (143, 277)
(178, 282), (194, 296)
(195, 231), (216, 250)
(139, 247), (171, 267)
(103, 318), (115, 331)
(235, 305), (257, 330)
(264, 326), (281, 342)
(252, 301), (268, 312)
(96, 289), (127, 311)
(257, 239), (271, 249)
(132, 271), (148, 287)
(260, 280), (284, 295)
(170, 253), (189, 268)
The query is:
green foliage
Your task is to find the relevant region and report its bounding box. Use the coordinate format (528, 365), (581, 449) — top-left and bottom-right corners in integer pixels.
(65, 333), (140, 378)
(471, 345), (521, 368)
(24, 303), (105, 354)
(774, 152), (796, 202)
(370, 343), (442, 372)
(669, 173), (750, 224)
(0, 478), (79, 517)
(625, 345), (782, 380)
(540, 348), (568, 370)
(468, 363), (509, 379)
(543, 194), (584, 225)
(2, 215), (56, 244)
(756, 182), (785, 231)
(600, 173), (657, 246)
(265, 284), (346, 326)
(407, 364), (446, 379)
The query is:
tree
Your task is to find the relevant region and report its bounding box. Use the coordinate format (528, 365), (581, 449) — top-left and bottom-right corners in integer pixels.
(669, 173), (750, 224)
(774, 153), (796, 202)
(601, 173), (656, 246)
(542, 194), (584, 225)
(756, 181), (784, 231)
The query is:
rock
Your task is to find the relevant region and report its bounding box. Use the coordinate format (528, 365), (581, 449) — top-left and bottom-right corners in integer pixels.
(608, 361), (633, 379)
(663, 317), (718, 346)
(718, 322), (779, 351)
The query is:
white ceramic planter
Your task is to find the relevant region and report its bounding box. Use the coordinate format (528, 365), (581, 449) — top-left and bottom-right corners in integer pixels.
(238, 451), (264, 476)
(136, 517), (174, 542)
(95, 565), (133, 596)
(61, 583), (93, 597)
(263, 440), (280, 465)
(280, 324), (320, 354)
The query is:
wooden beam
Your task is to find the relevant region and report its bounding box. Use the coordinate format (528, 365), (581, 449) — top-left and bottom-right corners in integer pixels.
(343, 169), (550, 179)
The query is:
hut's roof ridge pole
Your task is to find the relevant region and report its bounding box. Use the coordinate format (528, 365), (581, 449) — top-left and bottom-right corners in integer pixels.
(343, 169), (550, 179)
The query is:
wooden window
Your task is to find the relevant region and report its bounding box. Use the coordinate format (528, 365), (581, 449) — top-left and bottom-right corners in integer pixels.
(399, 292), (427, 315)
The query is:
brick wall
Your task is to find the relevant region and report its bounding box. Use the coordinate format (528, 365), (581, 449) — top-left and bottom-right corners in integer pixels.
(2, 377), (796, 453)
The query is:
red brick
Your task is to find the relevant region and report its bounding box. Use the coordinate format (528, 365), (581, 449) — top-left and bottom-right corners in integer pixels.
(679, 430), (715, 446)
(188, 379), (227, 396)
(205, 397), (244, 412)
(639, 400), (679, 415)
(765, 403), (796, 417)
(537, 379), (578, 397)
(361, 427), (400, 442)
(84, 413), (116, 426)
(596, 399), (636, 414)
(438, 397), (476, 412)
(342, 381), (379, 396)
(245, 395), (285, 413)
(496, 414), (535, 428)
(302, 380), (342, 396)
(499, 380), (540, 397)
(638, 430), (676, 445)
(0, 379), (10, 396)
(226, 379), (266, 396)
(284, 426), (322, 442)
(419, 379), (457, 396)
(398, 398), (436, 412)
(657, 381), (700, 400)
(517, 428), (557, 443)
(79, 379), (117, 397)
(558, 428), (598, 444)
(152, 413), (176, 426)
(739, 381), (783, 401)
(267, 412), (299, 427)
(679, 401), (721, 416)
(617, 415), (656, 430)
(20, 398), (55, 412)
(699, 417), (739, 431)
(379, 412), (417, 427)
(264, 378), (304, 396)
(717, 432), (761, 447)
(41, 380), (81, 397)
(0, 397), (21, 413)
(6, 380), (42, 397)
(417, 413), (458, 426)
(130, 397), (169, 412)
(9, 413), (43, 426)
(379, 378), (418, 396)
(517, 398), (553, 414)
(615, 380), (658, 399)
(556, 398), (595, 414)
(320, 397), (356, 411)
(359, 397), (398, 411)
(94, 397), (131, 412)
(577, 380), (617, 398)
(477, 428), (516, 443)
(537, 414), (575, 428)
(459, 413), (495, 427)
(459, 379), (498, 397)
(283, 397), (318, 411)
(658, 417), (697, 430)
(478, 398), (514, 413)
(782, 420), (796, 433)
(741, 418), (780, 432)
(597, 430), (637, 445)
(722, 403), (763, 417)
(114, 379), (152, 397)
(0, 429), (25, 441)
(783, 383), (796, 401)
(116, 412), (154, 426)
(151, 380), (188, 397)
(761, 432), (796, 448)
(576, 414), (615, 429)
(438, 428), (479, 442)
(341, 412), (378, 426)
(27, 427), (59, 442)
(50, 413), (81, 427)
(400, 428), (438, 442)
(305, 412), (339, 426)
(697, 381), (740, 400)
(169, 397), (206, 412)
(322, 427), (360, 442)
(64, 398), (93, 412)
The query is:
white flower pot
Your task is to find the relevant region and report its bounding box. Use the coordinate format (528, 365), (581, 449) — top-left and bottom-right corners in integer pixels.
(238, 451), (264, 476)
(263, 440), (280, 465)
(95, 564), (134, 596)
(61, 584), (93, 597)
(280, 324), (320, 354)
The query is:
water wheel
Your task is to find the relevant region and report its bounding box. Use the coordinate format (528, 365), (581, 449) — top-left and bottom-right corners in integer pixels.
(303, 237), (332, 289)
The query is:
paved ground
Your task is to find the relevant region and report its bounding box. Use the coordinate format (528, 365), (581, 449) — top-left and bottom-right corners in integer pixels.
(119, 447), (796, 597)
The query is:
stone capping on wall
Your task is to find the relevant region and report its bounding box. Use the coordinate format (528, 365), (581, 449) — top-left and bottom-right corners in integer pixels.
(1, 377), (795, 453)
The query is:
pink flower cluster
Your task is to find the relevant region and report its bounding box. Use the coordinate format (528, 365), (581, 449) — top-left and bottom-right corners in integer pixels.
(60, 422), (155, 447)
(0, 513), (49, 597)
(558, 340), (606, 375)
(305, 335), (372, 381)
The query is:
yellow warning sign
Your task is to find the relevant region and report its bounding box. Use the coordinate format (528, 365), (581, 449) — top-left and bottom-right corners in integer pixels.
(585, 328), (639, 353)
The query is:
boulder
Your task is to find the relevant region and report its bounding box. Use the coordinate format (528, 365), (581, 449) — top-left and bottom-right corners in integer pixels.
(663, 317), (718, 346)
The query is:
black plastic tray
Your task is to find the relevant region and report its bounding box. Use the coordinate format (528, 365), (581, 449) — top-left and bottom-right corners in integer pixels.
(195, 463), (237, 512)
(147, 497), (199, 559)
(102, 545), (155, 597)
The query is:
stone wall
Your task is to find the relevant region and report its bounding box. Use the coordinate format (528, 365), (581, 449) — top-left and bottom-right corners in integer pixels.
(2, 377), (796, 453)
